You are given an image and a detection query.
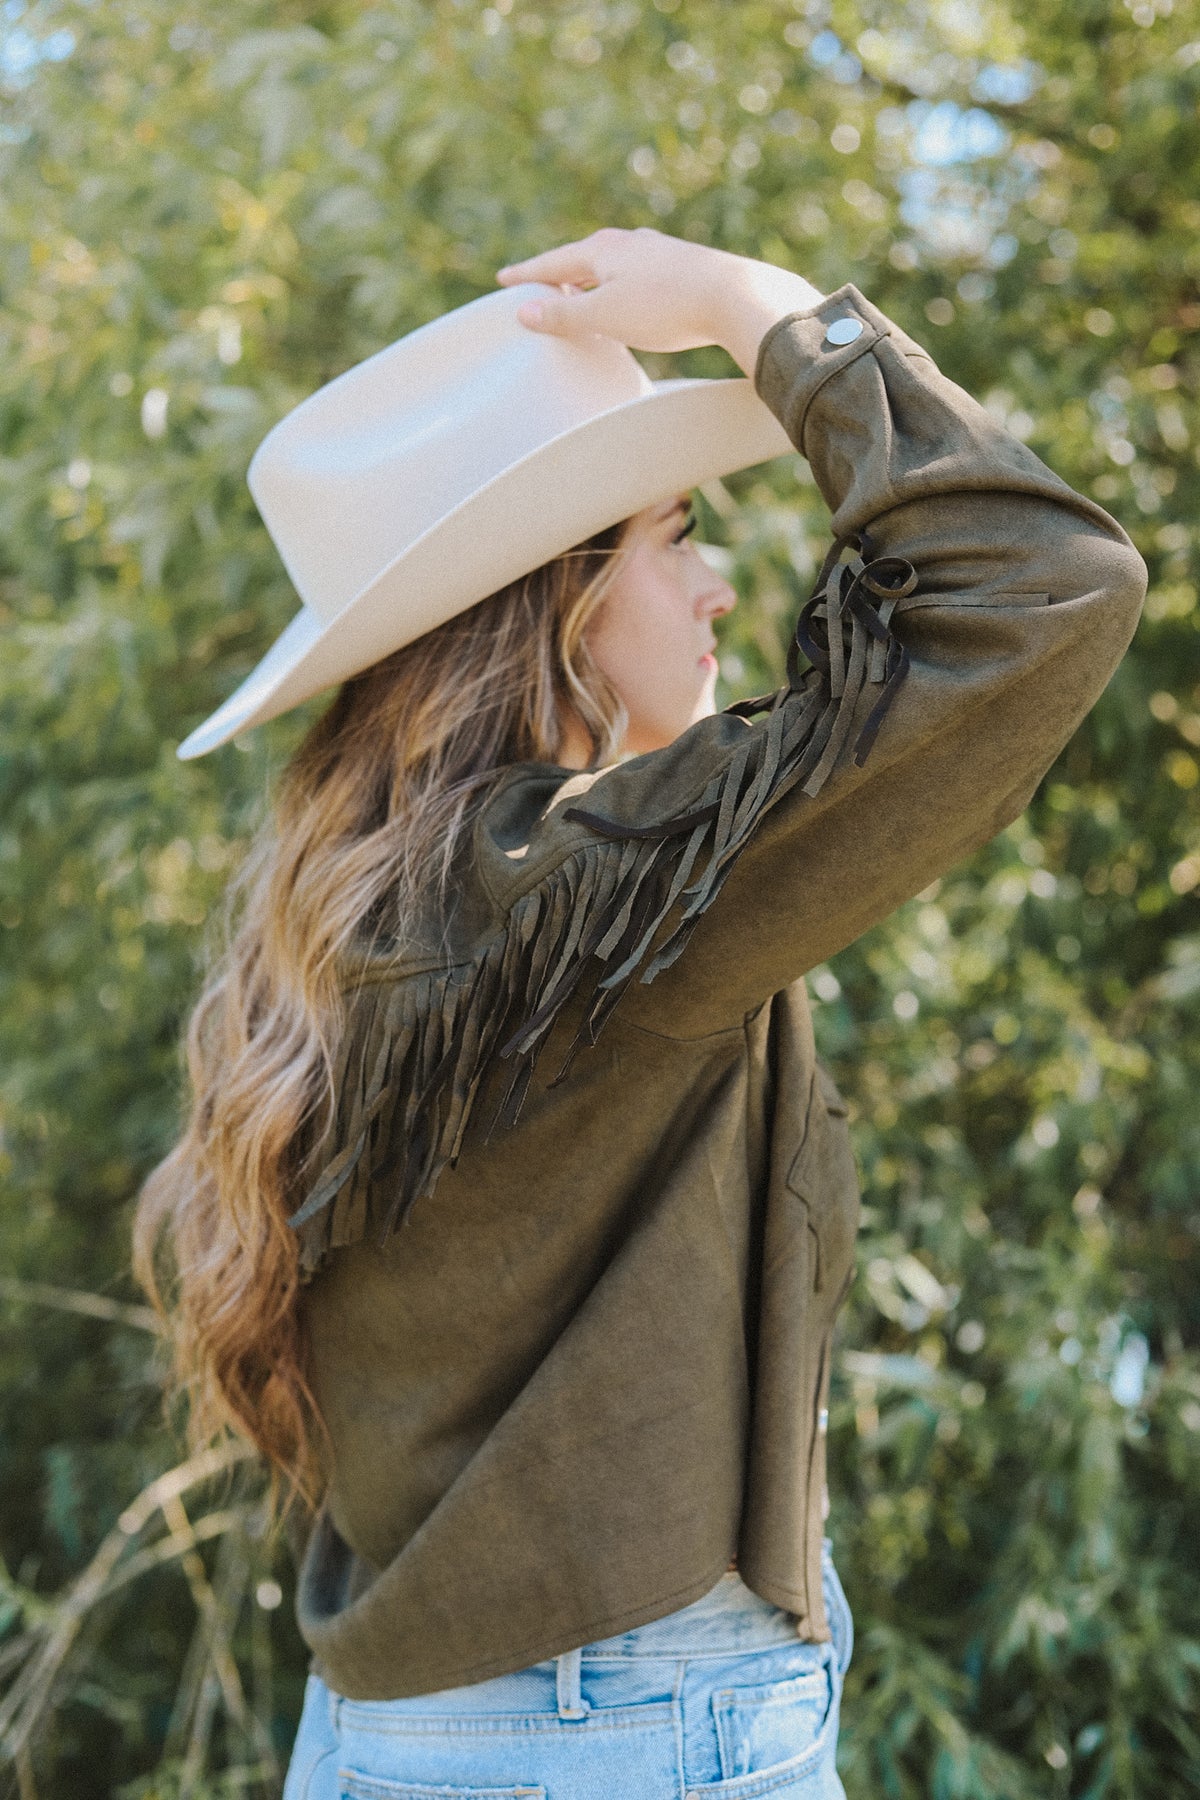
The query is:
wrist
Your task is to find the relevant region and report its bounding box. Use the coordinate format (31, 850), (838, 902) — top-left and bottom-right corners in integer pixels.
(709, 261), (827, 378)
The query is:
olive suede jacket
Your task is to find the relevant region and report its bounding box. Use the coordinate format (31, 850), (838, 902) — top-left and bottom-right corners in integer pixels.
(282, 284), (1147, 1701)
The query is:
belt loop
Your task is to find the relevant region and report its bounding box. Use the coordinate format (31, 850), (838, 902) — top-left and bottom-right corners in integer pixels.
(555, 1647), (588, 1719)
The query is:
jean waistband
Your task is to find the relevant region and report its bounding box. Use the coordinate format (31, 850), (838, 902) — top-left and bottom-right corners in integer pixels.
(559, 1544), (840, 1662)
(321, 1548), (851, 1728)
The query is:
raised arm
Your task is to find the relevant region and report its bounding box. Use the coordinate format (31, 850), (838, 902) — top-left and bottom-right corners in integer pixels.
(486, 231), (1147, 1044)
(289, 237), (1146, 1264)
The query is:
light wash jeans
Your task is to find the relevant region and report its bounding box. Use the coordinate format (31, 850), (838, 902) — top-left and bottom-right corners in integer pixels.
(282, 1540), (853, 1800)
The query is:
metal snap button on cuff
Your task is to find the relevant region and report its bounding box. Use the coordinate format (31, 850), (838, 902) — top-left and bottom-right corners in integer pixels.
(824, 316), (865, 345)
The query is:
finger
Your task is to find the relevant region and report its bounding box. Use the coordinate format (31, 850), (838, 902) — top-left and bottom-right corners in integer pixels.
(496, 240), (603, 288)
(514, 285), (608, 337)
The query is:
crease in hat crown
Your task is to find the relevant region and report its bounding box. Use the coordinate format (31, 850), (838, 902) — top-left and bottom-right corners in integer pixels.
(176, 279), (795, 760)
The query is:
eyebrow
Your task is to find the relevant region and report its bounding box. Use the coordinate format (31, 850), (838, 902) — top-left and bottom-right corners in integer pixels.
(655, 494), (693, 520)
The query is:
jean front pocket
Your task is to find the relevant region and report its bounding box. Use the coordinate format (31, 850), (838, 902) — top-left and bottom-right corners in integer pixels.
(339, 1777), (545, 1800)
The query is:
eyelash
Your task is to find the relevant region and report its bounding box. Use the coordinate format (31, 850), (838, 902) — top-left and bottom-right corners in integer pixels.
(672, 513), (697, 544)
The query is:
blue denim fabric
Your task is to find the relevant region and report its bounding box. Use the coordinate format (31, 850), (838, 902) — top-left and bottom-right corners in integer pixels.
(282, 1541), (853, 1800)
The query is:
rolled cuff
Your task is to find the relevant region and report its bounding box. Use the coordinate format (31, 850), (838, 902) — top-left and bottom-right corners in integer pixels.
(754, 284), (912, 449)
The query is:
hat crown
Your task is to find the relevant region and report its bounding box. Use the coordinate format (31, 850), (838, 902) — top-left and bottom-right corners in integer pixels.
(247, 284), (652, 626)
(176, 280), (795, 760)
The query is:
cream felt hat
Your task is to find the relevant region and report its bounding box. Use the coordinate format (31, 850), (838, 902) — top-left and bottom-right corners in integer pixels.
(176, 280), (795, 760)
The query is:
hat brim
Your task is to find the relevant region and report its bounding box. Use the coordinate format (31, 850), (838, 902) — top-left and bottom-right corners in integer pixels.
(176, 375), (793, 760)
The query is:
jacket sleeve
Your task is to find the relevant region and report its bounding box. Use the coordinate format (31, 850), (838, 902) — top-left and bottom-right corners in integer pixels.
(487, 282), (1147, 1045)
(288, 285), (1148, 1271)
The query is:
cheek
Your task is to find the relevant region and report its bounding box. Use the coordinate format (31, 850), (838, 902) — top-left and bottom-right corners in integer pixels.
(612, 607), (683, 688)
(590, 590), (708, 742)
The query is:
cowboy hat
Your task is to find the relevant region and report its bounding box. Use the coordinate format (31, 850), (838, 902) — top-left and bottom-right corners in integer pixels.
(176, 280), (795, 760)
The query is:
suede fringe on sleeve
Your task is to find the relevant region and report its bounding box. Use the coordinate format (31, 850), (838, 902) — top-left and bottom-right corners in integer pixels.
(287, 530), (916, 1278)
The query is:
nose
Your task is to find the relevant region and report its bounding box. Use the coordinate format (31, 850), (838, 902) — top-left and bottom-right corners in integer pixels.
(688, 539), (736, 620)
(698, 571), (737, 620)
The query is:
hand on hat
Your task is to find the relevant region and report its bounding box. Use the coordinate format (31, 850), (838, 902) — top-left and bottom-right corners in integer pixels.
(496, 227), (825, 378)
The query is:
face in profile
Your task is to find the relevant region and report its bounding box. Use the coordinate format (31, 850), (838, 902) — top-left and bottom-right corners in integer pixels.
(585, 492), (737, 757)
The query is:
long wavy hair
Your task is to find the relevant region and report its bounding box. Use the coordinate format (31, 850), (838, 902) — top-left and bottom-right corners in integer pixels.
(131, 520), (632, 1527)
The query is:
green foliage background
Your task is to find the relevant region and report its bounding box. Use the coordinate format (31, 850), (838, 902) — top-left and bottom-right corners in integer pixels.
(1, 0), (1197, 1794)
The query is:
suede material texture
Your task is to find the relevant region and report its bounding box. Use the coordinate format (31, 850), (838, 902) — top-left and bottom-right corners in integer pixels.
(283, 284), (1148, 1700)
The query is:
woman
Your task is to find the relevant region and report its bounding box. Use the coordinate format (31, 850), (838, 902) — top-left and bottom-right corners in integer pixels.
(134, 228), (1146, 1799)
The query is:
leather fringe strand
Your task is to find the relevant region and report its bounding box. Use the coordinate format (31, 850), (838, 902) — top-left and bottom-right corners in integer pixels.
(286, 531), (916, 1278)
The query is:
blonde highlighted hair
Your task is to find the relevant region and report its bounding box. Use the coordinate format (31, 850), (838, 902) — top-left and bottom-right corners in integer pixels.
(132, 520), (632, 1523)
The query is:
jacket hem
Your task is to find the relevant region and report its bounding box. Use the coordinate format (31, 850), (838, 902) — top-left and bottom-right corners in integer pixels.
(310, 1556), (755, 1701)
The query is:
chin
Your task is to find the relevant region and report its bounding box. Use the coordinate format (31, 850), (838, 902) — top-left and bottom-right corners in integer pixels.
(690, 676), (719, 725)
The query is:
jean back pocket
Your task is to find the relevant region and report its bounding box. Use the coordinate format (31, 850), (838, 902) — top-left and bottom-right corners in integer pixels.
(712, 1658), (833, 1782)
(339, 1776), (545, 1800)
